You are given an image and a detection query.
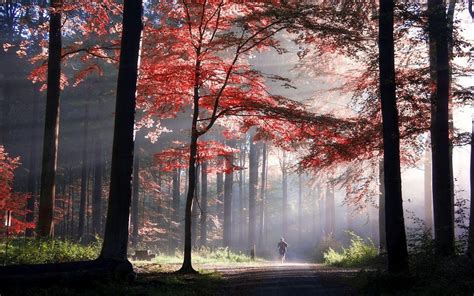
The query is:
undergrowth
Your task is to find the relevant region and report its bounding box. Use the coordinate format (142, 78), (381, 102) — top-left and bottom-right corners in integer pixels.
(137, 247), (259, 265)
(323, 231), (379, 267)
(0, 238), (101, 265)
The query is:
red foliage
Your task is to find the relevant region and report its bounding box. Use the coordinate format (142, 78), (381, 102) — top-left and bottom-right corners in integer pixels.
(0, 146), (33, 235)
(154, 140), (239, 174)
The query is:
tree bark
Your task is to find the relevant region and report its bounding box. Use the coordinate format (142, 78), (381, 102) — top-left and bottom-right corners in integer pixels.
(179, 46), (202, 273)
(99, 0), (143, 262)
(428, 0), (454, 256)
(469, 109), (474, 258)
(37, 0), (62, 238)
(131, 153), (140, 246)
(171, 167), (180, 249)
(78, 101), (90, 239)
(92, 138), (102, 236)
(298, 173), (303, 244)
(281, 152), (288, 238)
(25, 93), (40, 237)
(192, 164), (200, 247)
(378, 0), (409, 272)
(325, 186), (335, 236)
(424, 143), (433, 233)
(223, 140), (235, 247)
(238, 145), (246, 244)
(258, 143), (267, 248)
(217, 160), (224, 224)
(313, 183), (321, 244)
(248, 131), (259, 251)
(200, 162), (208, 247)
(378, 159), (387, 251)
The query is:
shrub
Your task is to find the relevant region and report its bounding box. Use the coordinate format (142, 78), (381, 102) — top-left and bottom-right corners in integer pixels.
(0, 238), (101, 265)
(323, 231), (378, 267)
(314, 233), (342, 262)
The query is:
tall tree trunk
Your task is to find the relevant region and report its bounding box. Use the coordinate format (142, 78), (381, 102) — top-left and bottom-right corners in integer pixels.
(424, 143), (433, 233)
(313, 183), (320, 243)
(223, 140), (235, 247)
(192, 164), (200, 247)
(428, 0), (454, 256)
(92, 138), (103, 236)
(469, 0), (474, 18)
(298, 174), (303, 244)
(179, 46), (203, 273)
(131, 153), (140, 246)
(25, 94), (39, 237)
(238, 146), (245, 244)
(171, 167), (180, 249)
(325, 186), (335, 236)
(258, 143), (267, 248)
(217, 160), (224, 224)
(248, 132), (259, 251)
(99, 0), (143, 263)
(37, 0), (62, 238)
(200, 162), (208, 247)
(281, 152), (288, 238)
(469, 108), (474, 258)
(378, 0), (409, 272)
(318, 184), (324, 239)
(70, 181), (75, 238)
(378, 159), (387, 251)
(78, 101), (90, 239)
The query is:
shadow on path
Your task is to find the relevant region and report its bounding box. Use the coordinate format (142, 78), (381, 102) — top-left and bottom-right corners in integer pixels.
(210, 263), (359, 296)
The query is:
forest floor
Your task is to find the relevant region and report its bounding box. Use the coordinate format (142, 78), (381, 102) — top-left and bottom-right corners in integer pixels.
(136, 262), (360, 295)
(1, 261), (361, 296)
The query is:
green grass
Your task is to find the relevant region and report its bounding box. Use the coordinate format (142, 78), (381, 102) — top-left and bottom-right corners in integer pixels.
(0, 238), (101, 265)
(133, 247), (263, 267)
(323, 232), (379, 268)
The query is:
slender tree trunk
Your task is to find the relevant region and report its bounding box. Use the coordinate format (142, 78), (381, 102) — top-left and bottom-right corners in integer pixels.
(298, 174), (303, 244)
(223, 140), (235, 247)
(281, 153), (288, 238)
(192, 164), (200, 247)
(78, 102), (90, 239)
(217, 160), (224, 224)
(318, 184), (324, 241)
(378, 0), (409, 272)
(325, 186), (335, 236)
(171, 167), (180, 249)
(156, 170), (162, 222)
(131, 153), (140, 246)
(92, 138), (102, 236)
(200, 162), (208, 247)
(378, 159), (387, 251)
(70, 183), (75, 238)
(424, 143), (433, 233)
(37, 0), (62, 238)
(99, 0), (143, 263)
(313, 184), (321, 244)
(179, 47), (202, 273)
(258, 143), (267, 248)
(468, 109), (474, 258)
(248, 132), (259, 251)
(428, 0), (454, 256)
(469, 0), (474, 18)
(25, 94), (39, 237)
(238, 146), (245, 244)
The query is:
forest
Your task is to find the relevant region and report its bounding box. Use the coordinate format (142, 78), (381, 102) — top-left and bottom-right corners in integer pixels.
(0, 0), (473, 295)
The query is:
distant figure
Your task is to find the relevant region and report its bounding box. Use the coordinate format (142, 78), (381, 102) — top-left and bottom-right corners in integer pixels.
(277, 237), (288, 263)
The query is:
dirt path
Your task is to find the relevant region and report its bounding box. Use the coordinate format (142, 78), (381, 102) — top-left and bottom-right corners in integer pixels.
(206, 263), (359, 296)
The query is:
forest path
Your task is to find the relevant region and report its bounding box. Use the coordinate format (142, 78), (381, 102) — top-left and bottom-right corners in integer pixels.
(208, 263), (359, 296)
